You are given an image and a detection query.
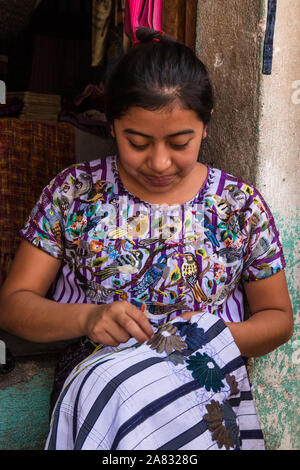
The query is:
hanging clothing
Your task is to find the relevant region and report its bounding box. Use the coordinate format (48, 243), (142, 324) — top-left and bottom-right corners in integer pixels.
(91, 0), (127, 67)
(124, 0), (163, 45)
(91, 0), (113, 67)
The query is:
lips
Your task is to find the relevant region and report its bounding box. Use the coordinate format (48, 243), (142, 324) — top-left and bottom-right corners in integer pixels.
(143, 174), (175, 185)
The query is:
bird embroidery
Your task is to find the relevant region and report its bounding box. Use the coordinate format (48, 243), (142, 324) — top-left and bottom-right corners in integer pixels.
(131, 299), (190, 321)
(227, 212), (245, 238)
(66, 239), (103, 258)
(206, 279), (237, 306)
(209, 246), (243, 267)
(204, 215), (220, 248)
(45, 208), (63, 243)
(130, 254), (168, 298)
(243, 237), (271, 270)
(180, 252), (207, 303)
(86, 180), (112, 203)
(96, 251), (143, 281)
(73, 173), (92, 198)
(206, 194), (232, 220)
(224, 185), (247, 210)
(80, 280), (115, 303)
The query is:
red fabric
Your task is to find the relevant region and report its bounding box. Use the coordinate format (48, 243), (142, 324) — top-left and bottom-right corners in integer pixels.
(0, 118), (75, 285)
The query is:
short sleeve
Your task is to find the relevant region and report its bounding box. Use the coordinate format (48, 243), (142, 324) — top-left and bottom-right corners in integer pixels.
(241, 187), (286, 282)
(19, 166), (75, 260)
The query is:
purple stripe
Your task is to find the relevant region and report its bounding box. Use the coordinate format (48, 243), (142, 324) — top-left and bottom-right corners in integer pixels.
(66, 270), (75, 303)
(232, 288), (243, 321)
(101, 156), (107, 182)
(258, 250), (282, 264)
(225, 301), (234, 323)
(74, 272), (83, 304)
(215, 169), (227, 196)
(56, 270), (67, 302)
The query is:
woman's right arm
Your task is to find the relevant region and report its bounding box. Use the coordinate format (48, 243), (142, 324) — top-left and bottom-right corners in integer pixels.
(0, 240), (153, 345)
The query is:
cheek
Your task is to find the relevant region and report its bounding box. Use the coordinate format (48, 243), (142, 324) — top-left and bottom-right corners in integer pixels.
(178, 148), (199, 170)
(117, 147), (143, 171)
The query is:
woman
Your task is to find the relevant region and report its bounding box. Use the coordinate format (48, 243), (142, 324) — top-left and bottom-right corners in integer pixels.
(0, 28), (293, 450)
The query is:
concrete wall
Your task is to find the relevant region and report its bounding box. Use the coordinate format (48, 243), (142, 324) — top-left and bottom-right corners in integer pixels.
(252, 0), (300, 450)
(196, 0), (300, 449)
(0, 355), (57, 449)
(196, 0), (262, 183)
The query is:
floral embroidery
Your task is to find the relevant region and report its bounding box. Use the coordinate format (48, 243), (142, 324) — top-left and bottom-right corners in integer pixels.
(203, 399), (239, 450)
(226, 374), (239, 396)
(173, 321), (208, 351)
(186, 352), (225, 392)
(163, 350), (186, 366)
(147, 324), (187, 355)
(221, 400), (241, 449)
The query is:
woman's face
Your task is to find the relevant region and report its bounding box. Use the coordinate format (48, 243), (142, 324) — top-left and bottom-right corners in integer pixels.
(111, 105), (207, 202)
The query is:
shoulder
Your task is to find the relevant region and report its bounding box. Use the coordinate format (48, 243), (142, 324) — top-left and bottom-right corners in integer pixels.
(207, 166), (273, 217)
(46, 155), (116, 196)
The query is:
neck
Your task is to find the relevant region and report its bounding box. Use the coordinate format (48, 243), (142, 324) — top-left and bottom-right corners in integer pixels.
(117, 158), (208, 205)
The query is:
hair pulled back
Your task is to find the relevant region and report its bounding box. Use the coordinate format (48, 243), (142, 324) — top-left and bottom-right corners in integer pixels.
(105, 28), (214, 124)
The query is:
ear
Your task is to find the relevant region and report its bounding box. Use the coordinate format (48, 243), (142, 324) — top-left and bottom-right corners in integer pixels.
(202, 124), (208, 140)
(202, 109), (213, 140)
(110, 123), (115, 138)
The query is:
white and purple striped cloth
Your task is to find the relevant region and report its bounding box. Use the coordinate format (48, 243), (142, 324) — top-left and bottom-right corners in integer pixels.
(45, 312), (265, 450)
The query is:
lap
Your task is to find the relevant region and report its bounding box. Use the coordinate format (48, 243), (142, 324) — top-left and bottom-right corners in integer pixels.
(46, 312), (265, 451)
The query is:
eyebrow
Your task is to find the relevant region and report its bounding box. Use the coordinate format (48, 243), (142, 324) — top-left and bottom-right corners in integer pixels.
(123, 128), (195, 138)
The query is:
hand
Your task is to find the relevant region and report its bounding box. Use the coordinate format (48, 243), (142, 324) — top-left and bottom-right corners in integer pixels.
(179, 311), (202, 321)
(83, 301), (154, 347)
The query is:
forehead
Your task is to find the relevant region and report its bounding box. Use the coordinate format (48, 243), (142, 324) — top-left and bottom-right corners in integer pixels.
(115, 106), (204, 136)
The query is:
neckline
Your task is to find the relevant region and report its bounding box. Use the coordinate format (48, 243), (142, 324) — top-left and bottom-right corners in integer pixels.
(110, 155), (214, 208)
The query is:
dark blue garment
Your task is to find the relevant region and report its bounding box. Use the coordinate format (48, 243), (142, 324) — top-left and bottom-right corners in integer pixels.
(262, 0), (277, 74)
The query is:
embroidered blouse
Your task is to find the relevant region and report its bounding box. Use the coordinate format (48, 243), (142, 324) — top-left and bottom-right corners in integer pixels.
(20, 155), (286, 326)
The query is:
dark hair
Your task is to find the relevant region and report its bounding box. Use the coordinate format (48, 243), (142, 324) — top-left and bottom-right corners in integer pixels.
(105, 27), (214, 124)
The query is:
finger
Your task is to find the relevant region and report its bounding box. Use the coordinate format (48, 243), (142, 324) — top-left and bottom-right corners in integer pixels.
(117, 310), (153, 344)
(126, 305), (154, 338)
(180, 311), (197, 321)
(92, 329), (119, 347)
(88, 317), (129, 347)
(105, 322), (131, 345)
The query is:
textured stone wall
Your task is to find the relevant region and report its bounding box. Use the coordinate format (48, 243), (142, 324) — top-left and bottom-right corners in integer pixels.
(196, 0), (262, 183)
(0, 356), (57, 449)
(196, 0), (300, 450)
(252, 0), (300, 450)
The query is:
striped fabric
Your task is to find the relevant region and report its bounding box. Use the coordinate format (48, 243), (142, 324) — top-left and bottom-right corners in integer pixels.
(124, 0), (163, 44)
(45, 311), (265, 450)
(0, 118), (75, 285)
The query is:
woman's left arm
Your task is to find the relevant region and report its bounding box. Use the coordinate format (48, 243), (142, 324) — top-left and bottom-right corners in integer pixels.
(226, 270), (294, 357)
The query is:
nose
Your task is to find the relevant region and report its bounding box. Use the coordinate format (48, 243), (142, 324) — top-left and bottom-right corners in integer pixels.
(147, 143), (172, 174)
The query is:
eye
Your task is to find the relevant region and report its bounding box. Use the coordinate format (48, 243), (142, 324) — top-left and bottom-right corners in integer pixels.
(129, 141), (148, 150)
(170, 141), (190, 150)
